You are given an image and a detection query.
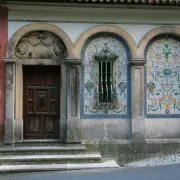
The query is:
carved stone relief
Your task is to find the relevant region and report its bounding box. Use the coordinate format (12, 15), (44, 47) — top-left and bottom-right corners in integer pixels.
(15, 31), (67, 60)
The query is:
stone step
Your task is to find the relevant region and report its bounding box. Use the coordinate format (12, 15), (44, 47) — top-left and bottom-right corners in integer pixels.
(0, 159), (119, 172)
(8, 140), (78, 147)
(0, 153), (102, 165)
(0, 145), (86, 155)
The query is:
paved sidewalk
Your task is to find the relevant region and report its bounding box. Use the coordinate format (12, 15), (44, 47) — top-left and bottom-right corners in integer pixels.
(1, 163), (180, 180)
(125, 154), (180, 167)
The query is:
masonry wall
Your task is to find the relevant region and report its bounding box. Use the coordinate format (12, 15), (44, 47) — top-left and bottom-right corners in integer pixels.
(0, 7), (8, 141)
(6, 7), (180, 141)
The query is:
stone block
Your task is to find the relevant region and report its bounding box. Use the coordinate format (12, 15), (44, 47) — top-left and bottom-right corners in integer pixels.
(60, 118), (67, 142)
(4, 119), (14, 143)
(145, 118), (180, 139)
(106, 119), (129, 139)
(67, 119), (81, 141)
(81, 119), (105, 140)
(132, 117), (145, 139)
(14, 119), (23, 142)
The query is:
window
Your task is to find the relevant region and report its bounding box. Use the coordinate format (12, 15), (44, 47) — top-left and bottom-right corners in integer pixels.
(99, 61), (111, 103)
(94, 43), (118, 109)
(82, 35), (129, 117)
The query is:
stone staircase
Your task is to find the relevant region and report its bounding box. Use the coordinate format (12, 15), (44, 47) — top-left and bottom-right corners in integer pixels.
(0, 140), (119, 172)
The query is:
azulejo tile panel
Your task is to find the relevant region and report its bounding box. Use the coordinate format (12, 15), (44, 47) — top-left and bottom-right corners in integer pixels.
(145, 35), (180, 118)
(80, 33), (131, 119)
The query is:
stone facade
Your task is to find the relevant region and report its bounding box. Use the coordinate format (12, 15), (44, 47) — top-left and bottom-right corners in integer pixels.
(0, 4), (180, 142)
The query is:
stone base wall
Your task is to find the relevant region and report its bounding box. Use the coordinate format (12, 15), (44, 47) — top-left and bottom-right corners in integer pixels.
(145, 119), (180, 139)
(84, 139), (180, 166)
(67, 118), (130, 141)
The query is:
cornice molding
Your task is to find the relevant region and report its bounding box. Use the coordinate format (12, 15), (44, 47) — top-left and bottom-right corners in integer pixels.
(65, 58), (82, 65)
(129, 59), (146, 65)
(3, 57), (17, 63)
(1, 1), (180, 10)
(2, 0), (180, 5)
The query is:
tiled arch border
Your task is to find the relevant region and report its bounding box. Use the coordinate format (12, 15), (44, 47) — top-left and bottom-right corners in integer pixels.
(80, 32), (131, 119)
(74, 24), (137, 59)
(144, 34), (180, 118)
(138, 26), (180, 118)
(74, 25), (136, 119)
(138, 26), (180, 59)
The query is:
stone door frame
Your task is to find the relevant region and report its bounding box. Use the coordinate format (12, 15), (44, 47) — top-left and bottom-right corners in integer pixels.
(3, 23), (81, 144)
(3, 58), (68, 143)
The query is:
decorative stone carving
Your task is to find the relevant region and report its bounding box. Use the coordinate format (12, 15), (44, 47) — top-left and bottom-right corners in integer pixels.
(15, 31), (67, 59)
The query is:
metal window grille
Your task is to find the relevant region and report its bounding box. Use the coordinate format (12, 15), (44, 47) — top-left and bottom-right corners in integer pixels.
(99, 61), (112, 103)
(94, 43), (118, 109)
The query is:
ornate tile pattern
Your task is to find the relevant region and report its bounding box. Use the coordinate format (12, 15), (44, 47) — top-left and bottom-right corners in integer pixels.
(145, 35), (180, 118)
(80, 33), (131, 118)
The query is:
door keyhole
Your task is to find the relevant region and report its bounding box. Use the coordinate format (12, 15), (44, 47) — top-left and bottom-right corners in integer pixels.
(39, 95), (45, 107)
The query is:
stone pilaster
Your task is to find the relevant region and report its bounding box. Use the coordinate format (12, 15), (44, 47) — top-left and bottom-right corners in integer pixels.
(130, 59), (146, 140)
(65, 58), (82, 142)
(3, 57), (16, 144)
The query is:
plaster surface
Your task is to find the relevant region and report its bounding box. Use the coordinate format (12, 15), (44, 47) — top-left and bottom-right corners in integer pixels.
(8, 22), (157, 46)
(145, 118), (180, 139)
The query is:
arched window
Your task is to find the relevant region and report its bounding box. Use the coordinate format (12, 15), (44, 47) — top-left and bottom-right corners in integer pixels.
(145, 35), (180, 118)
(81, 33), (131, 118)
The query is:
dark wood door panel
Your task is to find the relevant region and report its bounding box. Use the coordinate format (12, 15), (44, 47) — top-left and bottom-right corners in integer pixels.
(23, 66), (60, 139)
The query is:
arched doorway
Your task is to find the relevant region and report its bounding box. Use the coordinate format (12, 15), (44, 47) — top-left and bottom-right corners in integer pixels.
(3, 24), (79, 143)
(15, 31), (67, 139)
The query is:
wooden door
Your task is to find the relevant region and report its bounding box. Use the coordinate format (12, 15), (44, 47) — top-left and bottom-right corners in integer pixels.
(23, 66), (60, 139)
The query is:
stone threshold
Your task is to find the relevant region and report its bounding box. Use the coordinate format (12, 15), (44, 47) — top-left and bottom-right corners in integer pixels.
(14, 139), (82, 144)
(0, 146), (86, 151)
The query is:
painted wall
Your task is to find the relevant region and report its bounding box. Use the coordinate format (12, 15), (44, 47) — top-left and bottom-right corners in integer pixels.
(0, 7), (8, 141)
(8, 7), (180, 25)
(8, 22), (158, 46)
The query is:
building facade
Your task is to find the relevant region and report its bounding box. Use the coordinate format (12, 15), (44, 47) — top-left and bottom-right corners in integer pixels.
(0, 1), (180, 144)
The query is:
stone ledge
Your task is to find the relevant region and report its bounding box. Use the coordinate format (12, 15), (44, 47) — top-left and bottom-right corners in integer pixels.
(129, 59), (146, 65)
(146, 139), (180, 144)
(65, 58), (82, 65)
(3, 57), (17, 63)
